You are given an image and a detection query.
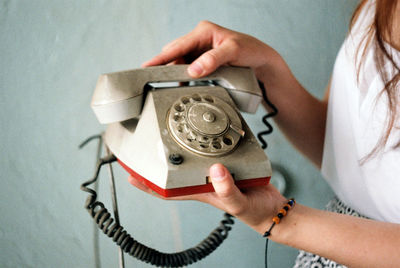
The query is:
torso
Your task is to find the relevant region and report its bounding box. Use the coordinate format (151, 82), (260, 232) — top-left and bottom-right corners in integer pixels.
(321, 0), (400, 223)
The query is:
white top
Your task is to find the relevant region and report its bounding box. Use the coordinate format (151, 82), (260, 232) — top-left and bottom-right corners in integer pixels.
(321, 1), (400, 223)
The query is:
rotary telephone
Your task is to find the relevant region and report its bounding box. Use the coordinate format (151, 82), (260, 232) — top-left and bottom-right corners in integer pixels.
(91, 64), (272, 197)
(81, 65), (274, 267)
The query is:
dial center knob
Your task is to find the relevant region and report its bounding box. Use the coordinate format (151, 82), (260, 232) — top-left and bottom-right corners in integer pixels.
(202, 111), (216, 123)
(187, 103), (228, 136)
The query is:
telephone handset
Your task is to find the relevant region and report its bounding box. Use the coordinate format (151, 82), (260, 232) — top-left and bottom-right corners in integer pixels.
(92, 64), (263, 123)
(91, 64), (272, 197)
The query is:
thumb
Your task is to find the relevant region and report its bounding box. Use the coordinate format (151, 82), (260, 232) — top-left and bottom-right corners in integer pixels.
(209, 163), (246, 215)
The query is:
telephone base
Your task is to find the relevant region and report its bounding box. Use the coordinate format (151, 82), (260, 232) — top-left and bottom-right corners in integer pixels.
(119, 159), (271, 197)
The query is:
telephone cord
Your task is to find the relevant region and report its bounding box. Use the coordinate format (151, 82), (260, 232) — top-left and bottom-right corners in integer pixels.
(255, 82), (278, 268)
(257, 81), (278, 149)
(80, 138), (235, 267)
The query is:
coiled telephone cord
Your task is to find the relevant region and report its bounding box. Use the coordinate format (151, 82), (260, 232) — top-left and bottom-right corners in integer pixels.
(257, 81), (278, 149)
(254, 81), (278, 268)
(80, 139), (235, 267)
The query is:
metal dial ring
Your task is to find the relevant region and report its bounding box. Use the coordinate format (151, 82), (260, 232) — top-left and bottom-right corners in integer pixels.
(167, 93), (243, 157)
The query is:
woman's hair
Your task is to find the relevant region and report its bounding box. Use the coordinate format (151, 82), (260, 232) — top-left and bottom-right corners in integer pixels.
(351, 0), (400, 161)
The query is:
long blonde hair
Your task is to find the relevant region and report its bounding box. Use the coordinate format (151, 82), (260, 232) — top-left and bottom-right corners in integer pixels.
(351, 0), (400, 161)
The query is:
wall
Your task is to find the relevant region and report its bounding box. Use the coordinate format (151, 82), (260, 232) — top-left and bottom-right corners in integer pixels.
(0, 0), (358, 267)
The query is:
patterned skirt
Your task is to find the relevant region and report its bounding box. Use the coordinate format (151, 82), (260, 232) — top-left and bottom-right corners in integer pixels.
(292, 197), (368, 268)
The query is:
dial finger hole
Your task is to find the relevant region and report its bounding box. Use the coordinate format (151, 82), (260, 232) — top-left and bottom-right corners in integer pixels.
(203, 95), (214, 103)
(173, 114), (182, 122)
(212, 141), (222, 150)
(181, 97), (190, 104)
(223, 135), (233, 146)
(187, 132), (196, 142)
(176, 124), (183, 133)
(198, 136), (209, 143)
(191, 94), (201, 102)
(174, 103), (184, 112)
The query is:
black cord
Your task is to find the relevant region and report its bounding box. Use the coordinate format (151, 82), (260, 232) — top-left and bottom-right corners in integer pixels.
(80, 80), (277, 267)
(80, 136), (235, 267)
(79, 134), (102, 149)
(255, 81), (278, 268)
(257, 81), (278, 149)
(79, 134), (104, 268)
(265, 238), (270, 268)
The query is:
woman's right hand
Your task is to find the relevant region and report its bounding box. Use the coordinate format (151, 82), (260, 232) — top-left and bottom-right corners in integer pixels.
(143, 21), (327, 167)
(142, 20), (285, 81)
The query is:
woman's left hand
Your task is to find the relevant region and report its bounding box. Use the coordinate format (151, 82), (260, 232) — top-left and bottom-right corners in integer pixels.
(128, 163), (286, 234)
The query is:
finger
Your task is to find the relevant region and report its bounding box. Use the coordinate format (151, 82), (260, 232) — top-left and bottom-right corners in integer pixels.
(209, 163), (246, 215)
(187, 40), (239, 77)
(142, 20), (226, 67)
(127, 176), (163, 197)
(142, 32), (206, 67)
(166, 57), (187, 66)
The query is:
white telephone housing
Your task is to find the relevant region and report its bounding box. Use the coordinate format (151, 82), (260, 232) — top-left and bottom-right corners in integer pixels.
(91, 65), (272, 197)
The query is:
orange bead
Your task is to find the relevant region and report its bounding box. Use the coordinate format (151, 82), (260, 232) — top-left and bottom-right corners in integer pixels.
(284, 204), (291, 210)
(272, 216), (280, 224)
(279, 208), (287, 216)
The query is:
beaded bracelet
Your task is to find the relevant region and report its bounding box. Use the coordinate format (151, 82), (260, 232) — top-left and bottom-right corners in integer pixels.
(263, 198), (296, 237)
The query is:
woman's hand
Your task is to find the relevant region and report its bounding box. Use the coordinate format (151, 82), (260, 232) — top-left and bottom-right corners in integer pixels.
(142, 20), (284, 81)
(128, 163), (287, 234)
(143, 21), (329, 167)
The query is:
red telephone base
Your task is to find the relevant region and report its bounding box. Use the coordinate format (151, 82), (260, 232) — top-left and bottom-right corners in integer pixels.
(118, 159), (271, 197)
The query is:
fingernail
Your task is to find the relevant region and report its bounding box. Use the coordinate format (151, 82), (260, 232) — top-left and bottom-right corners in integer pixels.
(210, 164), (226, 182)
(188, 62), (204, 77)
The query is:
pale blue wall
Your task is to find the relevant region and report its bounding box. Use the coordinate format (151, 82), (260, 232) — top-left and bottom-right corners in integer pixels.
(0, 1), (358, 267)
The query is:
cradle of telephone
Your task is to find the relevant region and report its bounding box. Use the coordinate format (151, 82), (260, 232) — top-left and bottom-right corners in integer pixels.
(91, 65), (272, 197)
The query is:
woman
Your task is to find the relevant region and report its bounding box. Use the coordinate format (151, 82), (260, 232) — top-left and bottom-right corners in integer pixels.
(130, 1), (400, 267)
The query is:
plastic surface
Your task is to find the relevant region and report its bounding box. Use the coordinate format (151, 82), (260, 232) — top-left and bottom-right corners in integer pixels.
(119, 159), (271, 197)
(103, 86), (272, 192)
